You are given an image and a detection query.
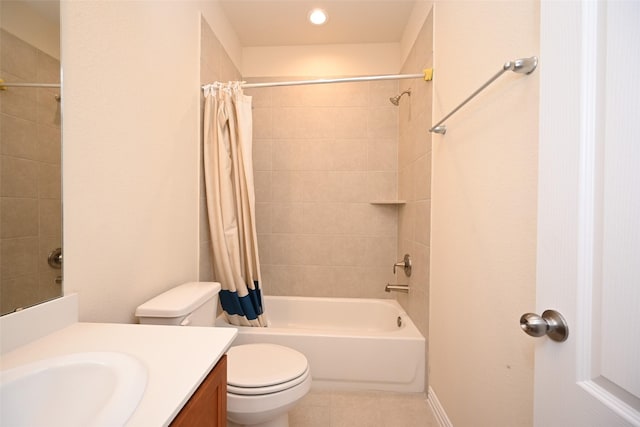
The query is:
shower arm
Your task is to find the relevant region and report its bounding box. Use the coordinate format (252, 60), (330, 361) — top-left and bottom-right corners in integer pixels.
(429, 56), (538, 135)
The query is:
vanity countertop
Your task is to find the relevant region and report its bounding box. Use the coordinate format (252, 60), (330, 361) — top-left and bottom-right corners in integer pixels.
(0, 321), (237, 426)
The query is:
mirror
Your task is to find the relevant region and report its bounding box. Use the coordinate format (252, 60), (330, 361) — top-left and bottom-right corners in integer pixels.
(1, 0), (62, 315)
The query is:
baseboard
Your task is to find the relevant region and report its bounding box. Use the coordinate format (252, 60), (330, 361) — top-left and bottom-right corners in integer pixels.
(427, 386), (453, 427)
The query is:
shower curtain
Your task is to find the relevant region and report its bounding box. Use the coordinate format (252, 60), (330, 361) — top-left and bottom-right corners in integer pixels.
(203, 82), (266, 327)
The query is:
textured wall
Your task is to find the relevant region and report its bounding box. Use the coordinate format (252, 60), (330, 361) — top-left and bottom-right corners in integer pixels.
(61, 1), (203, 323)
(429, 1), (539, 425)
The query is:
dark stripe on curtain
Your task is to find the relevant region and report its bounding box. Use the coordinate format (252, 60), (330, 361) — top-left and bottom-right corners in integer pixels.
(219, 281), (263, 320)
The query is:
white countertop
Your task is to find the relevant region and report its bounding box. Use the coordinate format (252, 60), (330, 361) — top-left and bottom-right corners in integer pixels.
(0, 321), (237, 426)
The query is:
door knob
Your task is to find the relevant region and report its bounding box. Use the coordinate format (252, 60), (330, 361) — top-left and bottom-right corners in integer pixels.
(519, 309), (569, 342)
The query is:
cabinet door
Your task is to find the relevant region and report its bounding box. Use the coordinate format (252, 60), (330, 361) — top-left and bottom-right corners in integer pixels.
(171, 355), (227, 427)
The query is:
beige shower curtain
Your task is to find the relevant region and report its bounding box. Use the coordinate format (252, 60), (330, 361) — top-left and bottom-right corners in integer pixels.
(203, 82), (266, 327)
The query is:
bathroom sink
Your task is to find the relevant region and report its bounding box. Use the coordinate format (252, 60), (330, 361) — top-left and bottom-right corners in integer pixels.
(1, 351), (147, 427)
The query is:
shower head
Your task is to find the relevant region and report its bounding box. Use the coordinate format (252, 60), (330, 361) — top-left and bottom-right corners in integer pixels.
(389, 89), (411, 106)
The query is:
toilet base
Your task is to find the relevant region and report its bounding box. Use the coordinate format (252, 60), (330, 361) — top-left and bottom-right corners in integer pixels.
(227, 413), (288, 427)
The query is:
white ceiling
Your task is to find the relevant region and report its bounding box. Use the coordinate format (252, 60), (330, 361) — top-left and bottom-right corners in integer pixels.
(218, 0), (418, 47)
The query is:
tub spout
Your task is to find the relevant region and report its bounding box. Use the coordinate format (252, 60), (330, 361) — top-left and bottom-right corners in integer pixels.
(385, 284), (409, 293)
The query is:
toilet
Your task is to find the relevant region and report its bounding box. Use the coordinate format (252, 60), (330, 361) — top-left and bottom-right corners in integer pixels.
(135, 282), (311, 427)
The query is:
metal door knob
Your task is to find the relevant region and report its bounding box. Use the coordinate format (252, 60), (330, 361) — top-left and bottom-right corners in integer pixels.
(519, 309), (569, 342)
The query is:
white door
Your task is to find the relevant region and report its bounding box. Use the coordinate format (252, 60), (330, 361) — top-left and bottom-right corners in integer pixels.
(534, 1), (640, 426)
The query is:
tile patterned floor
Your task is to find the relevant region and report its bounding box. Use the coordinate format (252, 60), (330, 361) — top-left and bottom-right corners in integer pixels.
(289, 390), (439, 427)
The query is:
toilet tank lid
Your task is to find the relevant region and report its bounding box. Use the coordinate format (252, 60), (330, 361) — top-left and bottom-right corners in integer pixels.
(135, 282), (221, 318)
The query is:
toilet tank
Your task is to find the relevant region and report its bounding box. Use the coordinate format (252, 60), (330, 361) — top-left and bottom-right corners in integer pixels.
(135, 282), (221, 326)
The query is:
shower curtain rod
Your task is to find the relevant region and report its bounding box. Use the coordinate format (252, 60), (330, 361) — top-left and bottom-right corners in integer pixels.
(202, 69), (433, 90)
(0, 81), (60, 89)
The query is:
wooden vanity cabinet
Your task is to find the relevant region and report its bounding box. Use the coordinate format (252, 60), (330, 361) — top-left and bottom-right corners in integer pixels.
(170, 355), (227, 427)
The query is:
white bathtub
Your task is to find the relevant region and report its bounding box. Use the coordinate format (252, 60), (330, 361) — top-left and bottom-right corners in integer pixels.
(215, 296), (425, 392)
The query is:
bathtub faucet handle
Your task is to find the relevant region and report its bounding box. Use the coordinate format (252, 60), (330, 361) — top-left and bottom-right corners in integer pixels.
(393, 254), (412, 277)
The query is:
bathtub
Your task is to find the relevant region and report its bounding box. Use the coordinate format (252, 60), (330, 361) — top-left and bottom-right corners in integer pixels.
(215, 296), (425, 392)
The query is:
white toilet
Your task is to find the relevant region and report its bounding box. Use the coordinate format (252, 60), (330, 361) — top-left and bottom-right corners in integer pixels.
(135, 282), (311, 427)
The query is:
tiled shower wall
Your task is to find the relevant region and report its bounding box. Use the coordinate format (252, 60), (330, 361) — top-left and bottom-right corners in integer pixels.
(245, 81), (400, 298)
(0, 29), (62, 314)
(395, 10), (433, 387)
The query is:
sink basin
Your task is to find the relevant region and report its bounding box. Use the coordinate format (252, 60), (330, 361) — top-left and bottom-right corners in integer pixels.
(1, 352), (147, 427)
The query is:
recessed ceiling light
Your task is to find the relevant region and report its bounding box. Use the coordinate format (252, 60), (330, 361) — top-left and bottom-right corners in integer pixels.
(308, 8), (328, 26)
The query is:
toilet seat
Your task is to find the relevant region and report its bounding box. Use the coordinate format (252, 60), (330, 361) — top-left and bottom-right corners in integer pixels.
(227, 344), (310, 396)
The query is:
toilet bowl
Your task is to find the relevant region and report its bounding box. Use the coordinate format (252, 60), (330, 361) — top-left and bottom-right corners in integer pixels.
(135, 282), (310, 427)
(226, 343), (311, 427)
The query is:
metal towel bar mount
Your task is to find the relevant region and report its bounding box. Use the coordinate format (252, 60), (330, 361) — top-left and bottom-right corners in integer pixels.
(429, 56), (538, 135)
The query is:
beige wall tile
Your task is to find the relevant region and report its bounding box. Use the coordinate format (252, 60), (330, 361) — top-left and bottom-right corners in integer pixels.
(272, 107), (299, 139)
(334, 82), (369, 107)
(302, 172), (368, 203)
(1, 237), (38, 278)
(302, 202), (342, 235)
(398, 163), (415, 201)
(1, 114), (37, 159)
(256, 233), (271, 265)
(1, 198), (39, 238)
(1, 30), (38, 81)
(0, 274), (40, 313)
(200, 18), (221, 82)
(299, 234), (334, 265)
(334, 107), (367, 138)
(271, 171), (305, 202)
(299, 265), (335, 296)
(255, 202), (272, 234)
(253, 170), (272, 202)
(331, 139), (366, 171)
(244, 85), (272, 108)
(370, 80), (400, 108)
(304, 140), (334, 171)
(272, 202), (304, 233)
(367, 171), (397, 201)
(414, 200), (430, 246)
(36, 88), (61, 127)
(36, 124), (62, 164)
(252, 107), (272, 139)
(272, 140), (306, 171)
(363, 236), (397, 267)
(38, 163), (61, 199)
(39, 198), (61, 238)
(36, 51), (61, 84)
(1, 73), (37, 121)
(329, 235), (368, 266)
(298, 107), (335, 138)
(1, 156), (38, 197)
(414, 152), (431, 200)
(220, 50), (240, 81)
(252, 139), (272, 171)
(367, 139), (397, 172)
(367, 107), (398, 139)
